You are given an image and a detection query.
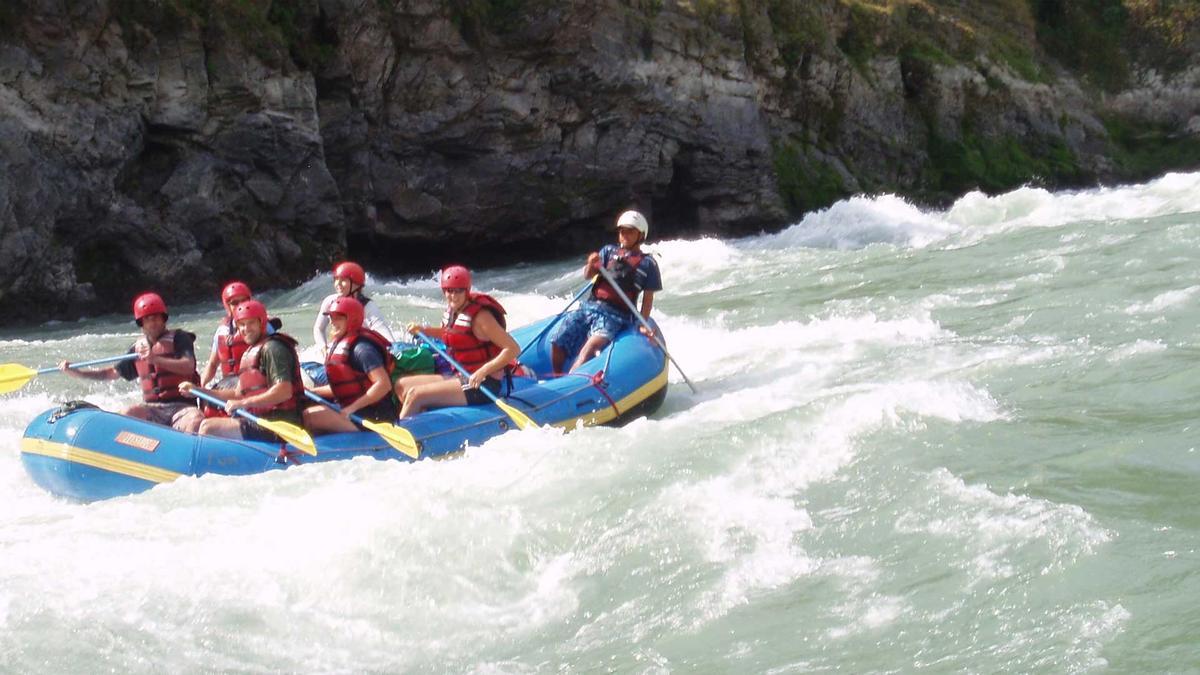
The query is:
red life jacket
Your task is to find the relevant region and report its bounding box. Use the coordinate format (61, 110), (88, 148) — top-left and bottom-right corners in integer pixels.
(592, 247), (645, 311)
(133, 329), (201, 403)
(215, 317), (249, 378)
(324, 329), (395, 407)
(442, 293), (507, 375)
(236, 333), (304, 417)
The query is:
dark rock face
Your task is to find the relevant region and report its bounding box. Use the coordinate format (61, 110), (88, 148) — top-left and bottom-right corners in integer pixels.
(0, 0), (1197, 322)
(0, 0), (342, 320)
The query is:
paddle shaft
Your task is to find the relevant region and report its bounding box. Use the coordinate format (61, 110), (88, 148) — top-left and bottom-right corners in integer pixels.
(302, 390), (420, 459)
(189, 387), (269, 426)
(516, 278), (595, 360)
(412, 330), (536, 431)
(302, 389), (366, 424)
(414, 330), (503, 401)
(595, 265), (698, 393)
(42, 353), (138, 375)
(186, 386), (316, 456)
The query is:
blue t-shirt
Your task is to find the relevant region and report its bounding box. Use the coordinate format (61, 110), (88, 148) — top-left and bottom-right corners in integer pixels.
(599, 244), (663, 296)
(345, 338), (397, 421)
(349, 339), (386, 374)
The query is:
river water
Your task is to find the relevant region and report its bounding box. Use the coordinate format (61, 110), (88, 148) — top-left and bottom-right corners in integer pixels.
(3, 173), (1200, 672)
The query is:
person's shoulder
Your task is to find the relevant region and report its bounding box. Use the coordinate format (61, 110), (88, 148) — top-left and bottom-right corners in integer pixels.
(172, 329), (197, 346)
(263, 336), (299, 360)
(634, 249), (660, 272)
(352, 336), (386, 355)
(319, 293), (338, 310)
(350, 337), (386, 367)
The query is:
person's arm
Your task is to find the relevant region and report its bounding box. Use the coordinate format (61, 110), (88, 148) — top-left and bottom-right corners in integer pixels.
(345, 367), (391, 416)
(180, 382), (231, 400)
(639, 291), (655, 321)
(313, 296), (333, 355)
(227, 380), (293, 414)
(58, 362), (120, 381)
(584, 251), (600, 278)
(637, 256), (662, 335)
(466, 310), (519, 388)
(152, 331), (197, 375)
(364, 301), (395, 342)
(59, 345), (135, 380)
(224, 342), (296, 412)
(408, 323), (444, 340)
(200, 343), (220, 386)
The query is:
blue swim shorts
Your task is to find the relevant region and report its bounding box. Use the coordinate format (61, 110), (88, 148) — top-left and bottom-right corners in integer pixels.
(549, 300), (630, 361)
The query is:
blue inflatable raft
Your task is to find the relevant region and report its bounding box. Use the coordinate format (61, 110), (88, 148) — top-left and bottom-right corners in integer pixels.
(20, 316), (669, 502)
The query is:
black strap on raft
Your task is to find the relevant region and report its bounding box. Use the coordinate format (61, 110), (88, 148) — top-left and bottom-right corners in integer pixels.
(48, 400), (99, 424)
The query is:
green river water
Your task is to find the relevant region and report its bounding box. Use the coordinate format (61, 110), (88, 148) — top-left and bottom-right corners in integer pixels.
(2, 173), (1200, 672)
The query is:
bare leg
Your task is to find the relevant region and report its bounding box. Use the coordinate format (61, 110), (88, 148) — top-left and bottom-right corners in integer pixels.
(123, 404), (152, 420)
(551, 344), (567, 374)
(302, 406), (360, 434)
(198, 417), (244, 438)
(570, 335), (611, 372)
(393, 373), (448, 402)
(172, 407), (204, 434)
(399, 378), (468, 418)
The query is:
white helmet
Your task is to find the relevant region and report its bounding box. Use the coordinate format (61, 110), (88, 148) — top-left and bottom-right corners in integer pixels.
(615, 210), (649, 238)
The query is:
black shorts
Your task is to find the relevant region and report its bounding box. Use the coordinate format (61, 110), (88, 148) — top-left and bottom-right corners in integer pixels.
(358, 398), (398, 423)
(238, 418), (281, 442)
(461, 374), (506, 406)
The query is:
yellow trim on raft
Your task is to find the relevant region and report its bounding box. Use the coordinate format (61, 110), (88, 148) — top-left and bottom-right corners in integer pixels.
(550, 360), (670, 430)
(18, 362), (668, 483)
(20, 437), (181, 484)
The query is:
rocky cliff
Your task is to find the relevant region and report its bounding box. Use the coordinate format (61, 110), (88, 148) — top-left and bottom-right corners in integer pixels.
(1, 0), (1198, 322)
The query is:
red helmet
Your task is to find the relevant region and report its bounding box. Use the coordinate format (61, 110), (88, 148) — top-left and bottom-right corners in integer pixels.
(132, 292), (168, 323)
(325, 295), (364, 334)
(233, 299), (268, 329)
(221, 281), (252, 307)
(440, 265), (471, 291)
(333, 261), (366, 287)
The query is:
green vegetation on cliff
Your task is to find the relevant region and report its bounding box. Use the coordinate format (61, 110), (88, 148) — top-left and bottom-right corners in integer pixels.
(773, 140), (848, 214)
(924, 131), (1081, 196)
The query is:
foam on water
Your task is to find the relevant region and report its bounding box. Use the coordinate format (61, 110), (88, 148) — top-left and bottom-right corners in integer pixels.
(758, 194), (960, 250)
(5, 173), (1200, 670)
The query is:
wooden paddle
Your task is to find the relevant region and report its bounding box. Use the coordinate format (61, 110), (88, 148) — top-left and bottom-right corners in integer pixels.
(595, 265), (698, 393)
(413, 330), (538, 430)
(0, 354), (138, 395)
(189, 387), (317, 456)
(303, 390), (419, 459)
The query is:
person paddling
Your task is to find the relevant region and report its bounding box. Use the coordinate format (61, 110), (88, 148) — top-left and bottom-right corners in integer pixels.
(395, 265), (520, 417)
(312, 261), (394, 359)
(303, 296), (399, 433)
(180, 300), (305, 441)
(551, 210), (662, 373)
(59, 292), (204, 432)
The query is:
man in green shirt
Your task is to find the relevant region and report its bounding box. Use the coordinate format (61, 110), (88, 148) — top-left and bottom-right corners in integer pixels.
(181, 300), (304, 440)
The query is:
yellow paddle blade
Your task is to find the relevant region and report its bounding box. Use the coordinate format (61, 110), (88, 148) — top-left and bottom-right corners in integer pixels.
(257, 418), (318, 456)
(0, 363), (39, 394)
(496, 399), (537, 431)
(360, 419), (420, 459)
